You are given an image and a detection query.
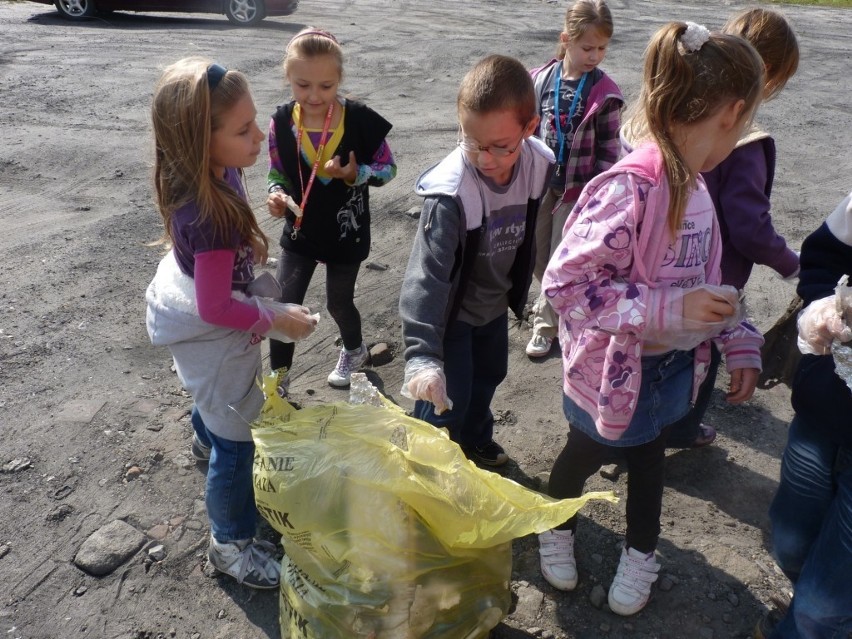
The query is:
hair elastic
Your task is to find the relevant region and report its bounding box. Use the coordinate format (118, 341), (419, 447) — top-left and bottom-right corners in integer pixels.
(287, 30), (339, 50)
(206, 63), (228, 91)
(681, 22), (711, 53)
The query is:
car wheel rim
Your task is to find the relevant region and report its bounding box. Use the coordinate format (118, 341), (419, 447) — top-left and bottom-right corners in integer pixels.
(60, 0), (88, 16)
(229, 0), (258, 22)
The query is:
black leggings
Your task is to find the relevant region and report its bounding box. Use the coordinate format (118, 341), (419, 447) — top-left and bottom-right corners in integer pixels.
(547, 425), (672, 554)
(268, 250), (362, 371)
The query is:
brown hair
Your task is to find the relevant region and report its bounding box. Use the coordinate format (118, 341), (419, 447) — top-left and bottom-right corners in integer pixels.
(457, 55), (536, 126)
(634, 23), (763, 234)
(284, 27), (343, 78)
(557, 0), (614, 59)
(151, 57), (267, 253)
(723, 8), (798, 101)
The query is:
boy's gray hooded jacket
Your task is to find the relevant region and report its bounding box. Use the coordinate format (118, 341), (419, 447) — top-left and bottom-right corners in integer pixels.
(400, 138), (554, 363)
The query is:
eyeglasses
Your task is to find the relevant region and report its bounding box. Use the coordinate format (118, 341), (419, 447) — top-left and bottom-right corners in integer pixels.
(457, 126), (527, 158)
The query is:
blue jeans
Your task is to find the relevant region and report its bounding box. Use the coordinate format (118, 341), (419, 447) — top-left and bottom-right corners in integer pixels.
(192, 407), (258, 542)
(769, 416), (852, 638)
(414, 313), (508, 449)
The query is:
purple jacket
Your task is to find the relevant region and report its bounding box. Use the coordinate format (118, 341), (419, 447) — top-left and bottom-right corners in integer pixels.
(531, 60), (624, 203)
(701, 132), (799, 289)
(543, 145), (763, 440)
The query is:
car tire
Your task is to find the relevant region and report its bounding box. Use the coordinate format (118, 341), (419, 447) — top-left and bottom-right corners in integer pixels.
(225, 0), (265, 26)
(53, 0), (97, 19)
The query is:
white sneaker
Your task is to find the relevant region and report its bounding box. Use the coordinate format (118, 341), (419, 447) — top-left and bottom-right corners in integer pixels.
(327, 343), (369, 387)
(526, 333), (554, 358)
(538, 529), (578, 591)
(608, 546), (660, 615)
(207, 537), (280, 590)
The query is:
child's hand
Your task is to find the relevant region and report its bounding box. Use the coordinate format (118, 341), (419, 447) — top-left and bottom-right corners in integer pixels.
(272, 305), (318, 341)
(797, 295), (852, 355)
(267, 190), (302, 219)
(406, 368), (453, 415)
(726, 367), (759, 404)
(324, 151), (358, 183)
(683, 288), (738, 323)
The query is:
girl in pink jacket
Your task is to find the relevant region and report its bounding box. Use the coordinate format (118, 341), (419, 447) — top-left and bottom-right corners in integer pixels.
(537, 22), (765, 616)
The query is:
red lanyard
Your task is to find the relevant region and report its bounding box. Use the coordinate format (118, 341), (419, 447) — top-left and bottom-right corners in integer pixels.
(292, 102), (334, 240)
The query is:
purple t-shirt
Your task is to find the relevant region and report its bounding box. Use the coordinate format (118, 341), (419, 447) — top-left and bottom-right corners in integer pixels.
(170, 168), (255, 292)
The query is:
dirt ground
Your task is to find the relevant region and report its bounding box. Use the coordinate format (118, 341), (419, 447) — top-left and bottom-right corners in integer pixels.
(1, 0), (851, 637)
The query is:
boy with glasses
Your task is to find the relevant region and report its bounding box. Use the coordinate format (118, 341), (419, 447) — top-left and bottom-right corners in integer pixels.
(399, 55), (555, 466)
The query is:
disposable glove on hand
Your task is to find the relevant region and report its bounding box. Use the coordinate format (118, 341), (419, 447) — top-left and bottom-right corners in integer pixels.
(401, 357), (453, 415)
(797, 296), (852, 355)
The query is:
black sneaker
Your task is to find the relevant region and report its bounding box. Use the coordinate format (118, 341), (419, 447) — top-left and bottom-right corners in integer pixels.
(465, 440), (509, 467)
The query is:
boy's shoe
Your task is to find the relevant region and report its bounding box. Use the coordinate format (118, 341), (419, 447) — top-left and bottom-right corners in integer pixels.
(191, 435), (211, 462)
(608, 546), (660, 616)
(207, 537), (280, 590)
(538, 529), (578, 591)
(526, 333), (554, 358)
(465, 440), (509, 467)
(327, 343), (369, 387)
(753, 593), (791, 639)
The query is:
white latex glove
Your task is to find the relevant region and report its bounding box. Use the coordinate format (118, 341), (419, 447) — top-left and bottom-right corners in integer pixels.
(401, 357), (453, 415)
(797, 296), (852, 355)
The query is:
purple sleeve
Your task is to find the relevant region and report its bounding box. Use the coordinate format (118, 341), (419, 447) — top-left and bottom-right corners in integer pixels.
(195, 250), (271, 334)
(712, 142), (798, 277)
(593, 98), (622, 174)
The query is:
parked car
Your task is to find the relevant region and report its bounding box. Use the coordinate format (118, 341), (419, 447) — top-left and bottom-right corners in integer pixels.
(29, 0), (299, 26)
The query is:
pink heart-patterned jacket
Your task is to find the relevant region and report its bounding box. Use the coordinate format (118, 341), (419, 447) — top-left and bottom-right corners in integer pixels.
(542, 144), (763, 441)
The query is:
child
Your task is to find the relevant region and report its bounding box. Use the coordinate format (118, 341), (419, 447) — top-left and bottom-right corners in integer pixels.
(399, 55), (554, 467)
(145, 58), (317, 589)
(538, 23), (764, 615)
(665, 8), (801, 448)
(756, 190), (852, 639)
(526, 0), (624, 358)
(266, 27), (397, 391)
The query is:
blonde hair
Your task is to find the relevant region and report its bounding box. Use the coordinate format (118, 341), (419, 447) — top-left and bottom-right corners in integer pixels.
(629, 23), (763, 234)
(723, 8), (798, 101)
(151, 57), (267, 253)
(557, 0), (614, 59)
(457, 55), (536, 126)
(284, 27), (343, 78)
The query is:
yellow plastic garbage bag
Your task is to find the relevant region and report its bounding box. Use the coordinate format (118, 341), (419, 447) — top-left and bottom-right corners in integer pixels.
(252, 374), (616, 639)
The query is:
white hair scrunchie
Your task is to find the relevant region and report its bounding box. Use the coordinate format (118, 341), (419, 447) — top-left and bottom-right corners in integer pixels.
(681, 22), (711, 53)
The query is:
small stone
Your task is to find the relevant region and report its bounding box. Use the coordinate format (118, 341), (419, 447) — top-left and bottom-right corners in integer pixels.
(589, 584), (607, 609)
(527, 627), (543, 637)
(147, 544), (166, 562)
(368, 342), (393, 366)
(74, 520), (146, 576)
(405, 206), (421, 219)
(125, 466), (143, 480)
(599, 463), (624, 481)
(145, 422), (163, 432)
(541, 631), (554, 639)
(591, 553), (603, 564)
(0, 544), (9, 559)
(73, 585), (88, 596)
(659, 575), (675, 592)
(722, 613), (732, 624)
(599, 623), (610, 633)
(2, 458), (31, 473)
(217, 609), (227, 619)
(147, 524), (169, 541)
(707, 591), (717, 601)
(727, 592), (739, 607)
(173, 454), (194, 470)
(364, 261), (389, 271)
